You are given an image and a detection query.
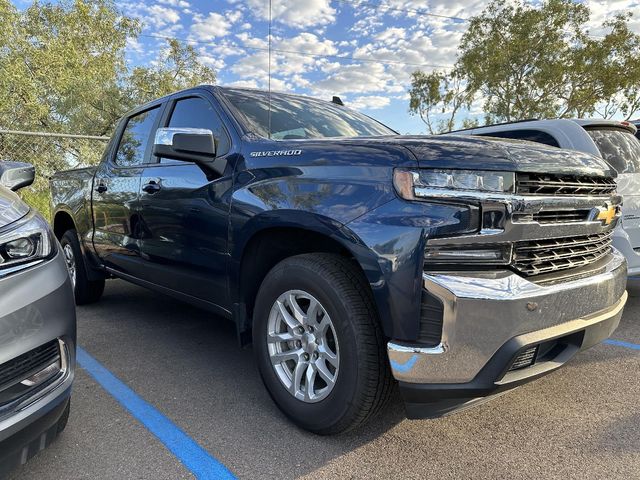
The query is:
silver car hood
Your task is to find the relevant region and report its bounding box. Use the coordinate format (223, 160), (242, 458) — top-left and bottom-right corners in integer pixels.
(0, 185), (29, 229)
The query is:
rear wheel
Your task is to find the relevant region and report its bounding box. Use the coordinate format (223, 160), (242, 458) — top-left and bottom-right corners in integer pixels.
(60, 230), (105, 305)
(253, 253), (393, 434)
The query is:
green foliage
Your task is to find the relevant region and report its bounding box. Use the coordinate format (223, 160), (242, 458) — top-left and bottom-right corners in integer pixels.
(409, 70), (475, 134)
(409, 0), (640, 132)
(0, 0), (216, 193)
(19, 187), (51, 221)
(127, 39), (216, 105)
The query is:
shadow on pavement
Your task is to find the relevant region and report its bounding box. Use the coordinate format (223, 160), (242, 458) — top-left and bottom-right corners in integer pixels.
(76, 280), (405, 479)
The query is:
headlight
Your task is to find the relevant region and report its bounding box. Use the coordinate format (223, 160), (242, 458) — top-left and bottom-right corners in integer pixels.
(0, 212), (53, 271)
(394, 169), (515, 200)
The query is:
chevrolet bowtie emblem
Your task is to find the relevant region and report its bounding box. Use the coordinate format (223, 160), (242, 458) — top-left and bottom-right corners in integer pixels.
(595, 204), (617, 226)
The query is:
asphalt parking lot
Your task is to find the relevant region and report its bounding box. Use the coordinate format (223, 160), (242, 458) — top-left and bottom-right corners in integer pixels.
(8, 279), (640, 480)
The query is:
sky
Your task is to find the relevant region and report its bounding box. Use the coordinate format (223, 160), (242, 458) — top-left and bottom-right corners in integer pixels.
(68, 0), (640, 133)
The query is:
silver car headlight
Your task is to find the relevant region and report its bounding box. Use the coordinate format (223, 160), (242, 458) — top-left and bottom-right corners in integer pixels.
(394, 168), (515, 200)
(0, 212), (53, 271)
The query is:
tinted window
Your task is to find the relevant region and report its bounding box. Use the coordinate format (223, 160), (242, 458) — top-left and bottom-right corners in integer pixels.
(166, 97), (229, 159)
(479, 129), (560, 147)
(586, 127), (640, 174)
(221, 89), (396, 139)
(115, 107), (160, 167)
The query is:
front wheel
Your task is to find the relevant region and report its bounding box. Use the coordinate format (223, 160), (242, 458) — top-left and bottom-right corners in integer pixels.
(60, 230), (105, 305)
(253, 253), (393, 434)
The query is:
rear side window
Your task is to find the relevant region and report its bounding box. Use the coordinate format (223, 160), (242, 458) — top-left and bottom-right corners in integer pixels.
(478, 129), (560, 147)
(165, 97), (230, 159)
(586, 127), (640, 174)
(115, 107), (161, 167)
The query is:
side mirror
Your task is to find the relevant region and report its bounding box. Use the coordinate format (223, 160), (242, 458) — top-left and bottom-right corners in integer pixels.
(0, 161), (35, 191)
(153, 128), (227, 177)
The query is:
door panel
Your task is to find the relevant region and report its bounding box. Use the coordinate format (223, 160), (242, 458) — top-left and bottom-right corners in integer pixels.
(92, 106), (161, 274)
(138, 163), (232, 307)
(137, 95), (233, 310)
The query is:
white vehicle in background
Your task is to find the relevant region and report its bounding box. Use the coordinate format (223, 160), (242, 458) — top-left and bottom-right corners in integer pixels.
(451, 119), (640, 276)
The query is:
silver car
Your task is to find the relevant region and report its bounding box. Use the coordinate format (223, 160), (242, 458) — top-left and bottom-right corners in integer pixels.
(451, 119), (640, 276)
(0, 162), (75, 476)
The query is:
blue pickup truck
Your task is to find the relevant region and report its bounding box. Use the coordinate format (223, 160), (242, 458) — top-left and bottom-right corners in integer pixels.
(50, 86), (627, 434)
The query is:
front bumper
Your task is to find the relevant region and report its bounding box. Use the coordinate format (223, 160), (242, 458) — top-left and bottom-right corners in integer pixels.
(0, 248), (76, 476)
(387, 251), (627, 418)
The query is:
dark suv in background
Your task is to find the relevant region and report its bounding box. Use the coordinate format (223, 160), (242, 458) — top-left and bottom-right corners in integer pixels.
(0, 162), (76, 476)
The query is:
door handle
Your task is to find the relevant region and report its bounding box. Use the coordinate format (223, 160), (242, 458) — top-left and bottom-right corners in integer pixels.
(95, 183), (108, 194)
(142, 180), (161, 194)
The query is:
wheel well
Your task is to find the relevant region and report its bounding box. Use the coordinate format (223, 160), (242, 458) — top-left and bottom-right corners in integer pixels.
(53, 211), (76, 240)
(238, 228), (365, 322)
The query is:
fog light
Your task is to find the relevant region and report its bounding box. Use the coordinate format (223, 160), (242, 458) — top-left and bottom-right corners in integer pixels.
(425, 245), (512, 264)
(5, 237), (36, 259)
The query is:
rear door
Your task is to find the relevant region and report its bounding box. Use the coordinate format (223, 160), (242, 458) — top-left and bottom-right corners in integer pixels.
(92, 104), (163, 275)
(136, 92), (234, 311)
(585, 126), (640, 248)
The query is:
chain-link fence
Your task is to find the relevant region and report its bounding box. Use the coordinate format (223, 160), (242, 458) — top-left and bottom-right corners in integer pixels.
(0, 129), (109, 218)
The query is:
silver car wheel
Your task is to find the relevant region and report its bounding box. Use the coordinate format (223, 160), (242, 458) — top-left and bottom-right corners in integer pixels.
(267, 289), (340, 403)
(63, 243), (76, 289)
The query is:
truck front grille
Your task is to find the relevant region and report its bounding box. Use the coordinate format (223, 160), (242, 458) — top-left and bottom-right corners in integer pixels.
(516, 173), (616, 196)
(513, 231), (612, 276)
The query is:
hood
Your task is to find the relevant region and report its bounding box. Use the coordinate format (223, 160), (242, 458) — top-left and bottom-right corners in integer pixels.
(256, 135), (614, 177)
(0, 185), (29, 229)
(393, 135), (615, 177)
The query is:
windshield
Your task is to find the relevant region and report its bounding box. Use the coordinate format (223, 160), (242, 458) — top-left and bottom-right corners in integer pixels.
(221, 89), (396, 139)
(586, 127), (640, 174)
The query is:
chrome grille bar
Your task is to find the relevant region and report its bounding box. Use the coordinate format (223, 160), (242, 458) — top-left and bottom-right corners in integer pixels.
(516, 173), (616, 196)
(514, 232), (612, 276)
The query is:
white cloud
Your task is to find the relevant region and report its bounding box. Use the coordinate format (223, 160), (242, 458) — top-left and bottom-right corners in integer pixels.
(244, 0), (336, 28)
(191, 13), (232, 40)
(349, 95), (391, 110)
(158, 0), (190, 8)
(313, 63), (398, 95)
(146, 5), (181, 27)
(375, 27), (407, 43)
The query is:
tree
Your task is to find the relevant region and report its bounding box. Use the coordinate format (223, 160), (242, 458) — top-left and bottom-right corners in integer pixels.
(409, 70), (474, 134)
(0, 0), (215, 206)
(0, 0), (216, 137)
(127, 39), (216, 106)
(408, 0), (640, 132)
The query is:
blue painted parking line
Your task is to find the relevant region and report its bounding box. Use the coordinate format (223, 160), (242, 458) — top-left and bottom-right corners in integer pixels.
(77, 347), (236, 480)
(604, 339), (640, 351)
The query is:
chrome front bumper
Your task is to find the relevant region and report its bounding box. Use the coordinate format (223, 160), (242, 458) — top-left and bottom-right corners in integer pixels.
(388, 251), (627, 386)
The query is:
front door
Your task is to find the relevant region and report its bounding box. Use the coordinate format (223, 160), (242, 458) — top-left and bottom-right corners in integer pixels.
(137, 94), (234, 311)
(92, 105), (162, 276)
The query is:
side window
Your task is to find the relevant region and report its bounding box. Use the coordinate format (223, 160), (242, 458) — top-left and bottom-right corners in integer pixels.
(115, 107), (161, 167)
(162, 97), (230, 164)
(479, 129), (560, 147)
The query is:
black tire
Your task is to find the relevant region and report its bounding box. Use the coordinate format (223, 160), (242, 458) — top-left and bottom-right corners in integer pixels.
(60, 230), (105, 305)
(253, 253), (394, 435)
